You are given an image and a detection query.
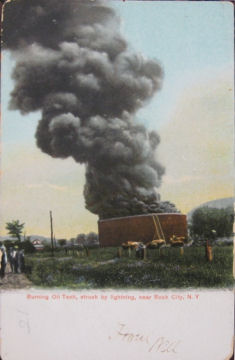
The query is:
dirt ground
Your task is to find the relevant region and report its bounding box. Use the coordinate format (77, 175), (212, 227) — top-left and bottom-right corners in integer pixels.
(0, 264), (32, 289)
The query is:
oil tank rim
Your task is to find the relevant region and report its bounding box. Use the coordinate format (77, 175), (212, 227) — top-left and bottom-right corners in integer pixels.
(98, 213), (186, 223)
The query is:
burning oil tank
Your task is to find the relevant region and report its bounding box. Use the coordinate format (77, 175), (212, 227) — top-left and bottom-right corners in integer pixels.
(98, 213), (187, 247)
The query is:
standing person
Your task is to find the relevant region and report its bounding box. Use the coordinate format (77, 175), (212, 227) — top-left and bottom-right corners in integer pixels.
(0, 247), (2, 277)
(0, 244), (8, 278)
(8, 247), (15, 273)
(12, 246), (19, 273)
(17, 249), (25, 273)
(135, 243), (145, 259)
(16, 248), (21, 273)
(20, 249), (25, 273)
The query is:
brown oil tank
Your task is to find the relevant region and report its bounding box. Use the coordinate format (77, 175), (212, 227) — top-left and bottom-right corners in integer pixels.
(98, 213), (187, 247)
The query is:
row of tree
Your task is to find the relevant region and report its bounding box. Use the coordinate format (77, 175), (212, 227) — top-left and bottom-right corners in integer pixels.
(4, 220), (99, 246)
(58, 232), (99, 248)
(2, 239), (36, 253)
(4, 205), (234, 248)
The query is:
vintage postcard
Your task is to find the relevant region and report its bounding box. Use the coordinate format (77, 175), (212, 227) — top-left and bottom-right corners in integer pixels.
(0, 0), (234, 359)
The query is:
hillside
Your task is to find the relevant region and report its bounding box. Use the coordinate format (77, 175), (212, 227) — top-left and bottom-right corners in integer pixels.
(187, 197), (234, 221)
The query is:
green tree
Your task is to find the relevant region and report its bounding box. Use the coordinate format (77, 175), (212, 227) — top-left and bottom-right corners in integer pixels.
(14, 240), (35, 254)
(76, 233), (87, 246)
(5, 220), (25, 241)
(58, 239), (66, 247)
(190, 206), (234, 241)
(3, 239), (15, 249)
(87, 232), (99, 247)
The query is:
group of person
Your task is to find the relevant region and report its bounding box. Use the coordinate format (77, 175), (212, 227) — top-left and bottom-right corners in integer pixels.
(0, 242), (25, 278)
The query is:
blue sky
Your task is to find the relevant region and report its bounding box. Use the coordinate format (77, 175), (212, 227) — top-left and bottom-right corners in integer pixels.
(114, 1), (234, 128)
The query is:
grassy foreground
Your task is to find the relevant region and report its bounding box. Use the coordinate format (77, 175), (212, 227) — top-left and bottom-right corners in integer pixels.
(24, 245), (234, 289)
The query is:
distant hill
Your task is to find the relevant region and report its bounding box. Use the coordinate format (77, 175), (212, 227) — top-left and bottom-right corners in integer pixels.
(27, 235), (51, 243)
(0, 236), (16, 242)
(187, 197), (234, 221)
(0, 235), (51, 243)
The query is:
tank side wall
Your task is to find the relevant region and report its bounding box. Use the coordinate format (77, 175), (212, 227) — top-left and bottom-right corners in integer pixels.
(99, 214), (187, 247)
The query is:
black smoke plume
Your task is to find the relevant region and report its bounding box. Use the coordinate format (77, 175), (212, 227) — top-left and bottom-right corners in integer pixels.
(3, 0), (178, 219)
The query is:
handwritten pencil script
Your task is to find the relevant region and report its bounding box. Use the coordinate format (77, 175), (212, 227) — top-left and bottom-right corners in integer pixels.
(110, 323), (181, 354)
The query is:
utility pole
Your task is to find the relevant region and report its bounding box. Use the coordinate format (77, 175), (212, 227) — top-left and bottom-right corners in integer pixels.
(50, 210), (54, 256)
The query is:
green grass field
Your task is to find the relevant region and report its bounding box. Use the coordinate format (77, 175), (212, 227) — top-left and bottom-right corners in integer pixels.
(24, 245), (234, 289)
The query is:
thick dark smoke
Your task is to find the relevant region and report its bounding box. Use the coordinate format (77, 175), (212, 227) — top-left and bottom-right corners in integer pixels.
(3, 0), (178, 219)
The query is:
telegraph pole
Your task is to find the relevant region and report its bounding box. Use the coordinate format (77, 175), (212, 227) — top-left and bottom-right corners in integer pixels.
(50, 210), (54, 256)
